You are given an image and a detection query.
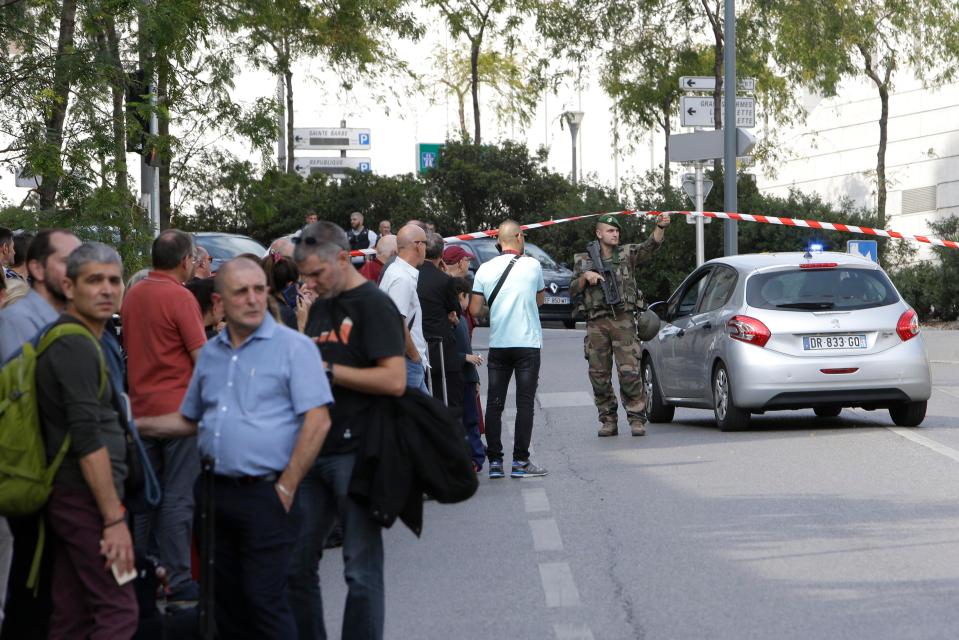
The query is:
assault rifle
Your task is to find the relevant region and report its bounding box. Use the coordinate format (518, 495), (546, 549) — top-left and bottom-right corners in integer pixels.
(586, 240), (621, 306)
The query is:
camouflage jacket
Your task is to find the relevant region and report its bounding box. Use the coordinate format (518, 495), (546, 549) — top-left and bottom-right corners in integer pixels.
(570, 236), (662, 320)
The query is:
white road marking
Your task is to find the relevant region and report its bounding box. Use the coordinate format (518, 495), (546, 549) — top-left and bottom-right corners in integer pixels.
(887, 427), (959, 465)
(529, 518), (564, 551)
(538, 562), (581, 607)
(935, 386), (959, 399)
(930, 360), (959, 365)
(553, 623), (596, 640)
(537, 391), (595, 408)
(523, 487), (551, 513)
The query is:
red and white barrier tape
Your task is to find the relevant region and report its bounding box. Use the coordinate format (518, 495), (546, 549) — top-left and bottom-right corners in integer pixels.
(349, 208), (959, 256)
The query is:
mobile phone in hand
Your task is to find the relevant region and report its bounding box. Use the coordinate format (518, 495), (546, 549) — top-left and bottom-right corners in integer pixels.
(111, 562), (137, 586)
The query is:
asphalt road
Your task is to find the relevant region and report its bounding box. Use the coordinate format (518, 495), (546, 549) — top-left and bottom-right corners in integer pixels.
(319, 326), (959, 640)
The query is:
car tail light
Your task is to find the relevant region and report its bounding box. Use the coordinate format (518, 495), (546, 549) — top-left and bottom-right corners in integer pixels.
(727, 315), (771, 347)
(799, 262), (838, 269)
(821, 368), (858, 374)
(896, 308), (920, 342)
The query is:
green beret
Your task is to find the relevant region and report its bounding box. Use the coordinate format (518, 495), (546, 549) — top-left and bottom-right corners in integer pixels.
(597, 214), (622, 230)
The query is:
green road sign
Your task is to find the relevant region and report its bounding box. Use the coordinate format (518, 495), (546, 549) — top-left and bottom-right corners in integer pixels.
(416, 143), (444, 173)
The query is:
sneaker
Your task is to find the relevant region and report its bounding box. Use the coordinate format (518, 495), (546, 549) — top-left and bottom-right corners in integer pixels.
(489, 460), (505, 479)
(630, 422), (647, 437)
(511, 460), (548, 479)
(597, 423), (618, 437)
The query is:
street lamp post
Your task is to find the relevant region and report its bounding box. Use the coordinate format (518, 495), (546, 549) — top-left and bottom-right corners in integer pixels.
(562, 111), (584, 185)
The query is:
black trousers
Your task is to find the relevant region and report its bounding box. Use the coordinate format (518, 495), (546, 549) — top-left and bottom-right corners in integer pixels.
(428, 339), (464, 423)
(484, 347), (541, 462)
(195, 478), (302, 640)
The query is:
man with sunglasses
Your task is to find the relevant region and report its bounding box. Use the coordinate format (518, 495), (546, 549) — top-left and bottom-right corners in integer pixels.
(379, 224), (430, 394)
(469, 220), (548, 479)
(289, 222), (406, 640)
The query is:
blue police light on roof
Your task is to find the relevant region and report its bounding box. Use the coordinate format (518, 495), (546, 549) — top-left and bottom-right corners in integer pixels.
(808, 242), (824, 253)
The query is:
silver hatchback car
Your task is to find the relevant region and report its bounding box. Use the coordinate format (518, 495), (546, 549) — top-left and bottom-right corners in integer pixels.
(641, 251), (931, 430)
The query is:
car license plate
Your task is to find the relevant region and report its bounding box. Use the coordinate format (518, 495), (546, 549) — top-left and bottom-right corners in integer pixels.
(802, 334), (867, 350)
(545, 295), (569, 305)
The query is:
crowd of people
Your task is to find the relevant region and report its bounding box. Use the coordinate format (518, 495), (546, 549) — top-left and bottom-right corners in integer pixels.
(0, 212), (555, 639)
(0, 209), (670, 639)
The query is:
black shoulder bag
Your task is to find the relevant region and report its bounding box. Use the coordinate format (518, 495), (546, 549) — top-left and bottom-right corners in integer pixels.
(486, 255), (519, 309)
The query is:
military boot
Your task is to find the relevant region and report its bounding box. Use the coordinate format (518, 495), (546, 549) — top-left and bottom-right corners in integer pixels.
(630, 421), (647, 437)
(597, 422), (618, 437)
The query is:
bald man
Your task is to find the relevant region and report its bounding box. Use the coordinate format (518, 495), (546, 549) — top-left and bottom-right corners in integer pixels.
(138, 257), (333, 638)
(469, 219), (548, 479)
(359, 235), (396, 284)
(380, 224), (430, 394)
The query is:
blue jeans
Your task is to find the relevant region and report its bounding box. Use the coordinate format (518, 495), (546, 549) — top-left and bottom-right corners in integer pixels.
(485, 347), (541, 463)
(133, 436), (199, 594)
(405, 357), (429, 395)
(287, 453), (384, 640)
(463, 382), (485, 468)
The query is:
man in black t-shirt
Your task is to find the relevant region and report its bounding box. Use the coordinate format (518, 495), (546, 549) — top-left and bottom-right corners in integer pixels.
(288, 221), (406, 640)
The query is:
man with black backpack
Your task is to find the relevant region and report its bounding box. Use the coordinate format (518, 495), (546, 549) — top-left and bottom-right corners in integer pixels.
(38, 242), (138, 638)
(469, 220), (548, 479)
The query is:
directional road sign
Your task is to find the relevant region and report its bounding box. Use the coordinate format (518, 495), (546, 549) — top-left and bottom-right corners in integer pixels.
(668, 128), (756, 163)
(847, 240), (878, 263)
(293, 157), (372, 179)
(416, 143), (444, 173)
(679, 76), (756, 92)
(681, 173), (713, 224)
(681, 96), (756, 128)
(292, 127), (371, 151)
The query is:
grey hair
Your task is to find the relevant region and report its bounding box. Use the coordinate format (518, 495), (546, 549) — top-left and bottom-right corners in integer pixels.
(293, 221), (349, 264)
(424, 232), (445, 260)
(66, 242), (123, 280)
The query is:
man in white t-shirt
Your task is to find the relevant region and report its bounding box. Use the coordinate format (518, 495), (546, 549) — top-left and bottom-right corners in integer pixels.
(469, 220), (548, 479)
(379, 224), (430, 394)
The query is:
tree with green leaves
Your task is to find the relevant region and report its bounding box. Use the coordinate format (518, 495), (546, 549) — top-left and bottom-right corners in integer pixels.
(224, 0), (421, 173)
(432, 44), (539, 142)
(425, 0), (538, 145)
(761, 0), (959, 228)
(537, 0), (803, 190)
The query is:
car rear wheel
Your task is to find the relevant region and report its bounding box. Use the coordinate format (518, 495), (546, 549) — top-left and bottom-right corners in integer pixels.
(712, 363), (749, 431)
(814, 407), (842, 418)
(889, 401), (926, 427)
(642, 359), (674, 423)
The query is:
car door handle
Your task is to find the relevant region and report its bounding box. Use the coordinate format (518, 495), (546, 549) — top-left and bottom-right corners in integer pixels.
(676, 329), (685, 338)
(702, 322), (712, 330)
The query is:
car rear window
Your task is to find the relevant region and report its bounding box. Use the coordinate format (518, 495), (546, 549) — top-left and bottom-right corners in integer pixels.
(746, 267), (899, 311)
(195, 235), (267, 260)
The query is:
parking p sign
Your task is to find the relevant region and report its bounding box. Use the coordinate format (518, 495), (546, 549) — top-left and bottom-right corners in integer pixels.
(847, 240), (878, 263)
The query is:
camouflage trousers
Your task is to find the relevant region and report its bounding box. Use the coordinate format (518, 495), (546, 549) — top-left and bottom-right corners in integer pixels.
(584, 312), (646, 425)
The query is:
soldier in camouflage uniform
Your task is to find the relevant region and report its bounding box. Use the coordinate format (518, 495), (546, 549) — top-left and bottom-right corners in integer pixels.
(570, 213), (670, 437)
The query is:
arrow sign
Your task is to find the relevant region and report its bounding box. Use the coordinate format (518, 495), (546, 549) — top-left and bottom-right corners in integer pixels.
(680, 96), (756, 128)
(293, 157), (372, 178)
(668, 128), (756, 163)
(680, 76), (756, 92)
(292, 127), (371, 150)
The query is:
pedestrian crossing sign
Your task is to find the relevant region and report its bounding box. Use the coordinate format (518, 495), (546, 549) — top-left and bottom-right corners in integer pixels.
(847, 240), (878, 263)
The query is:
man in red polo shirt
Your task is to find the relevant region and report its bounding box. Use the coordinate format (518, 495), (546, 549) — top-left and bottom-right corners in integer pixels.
(122, 229), (206, 605)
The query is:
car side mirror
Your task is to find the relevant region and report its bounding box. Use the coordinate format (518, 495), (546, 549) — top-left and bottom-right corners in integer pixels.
(648, 301), (667, 321)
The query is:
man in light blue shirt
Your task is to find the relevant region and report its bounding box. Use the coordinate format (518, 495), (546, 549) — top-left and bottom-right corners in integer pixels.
(137, 257), (332, 639)
(470, 219), (548, 480)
